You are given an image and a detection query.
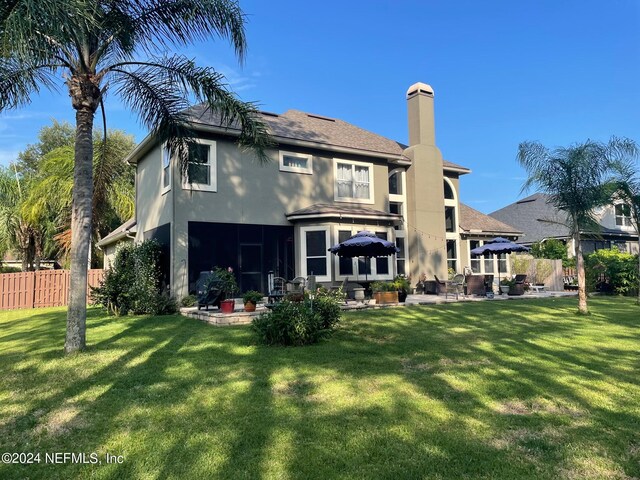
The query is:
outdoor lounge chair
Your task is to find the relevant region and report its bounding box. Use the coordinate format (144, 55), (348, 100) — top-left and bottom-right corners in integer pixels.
(195, 271), (224, 311)
(509, 274), (527, 296)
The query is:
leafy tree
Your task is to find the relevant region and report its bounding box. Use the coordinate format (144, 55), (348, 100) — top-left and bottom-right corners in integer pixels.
(23, 129), (136, 267)
(611, 139), (640, 304)
(530, 239), (568, 261)
(16, 120), (75, 175)
(518, 137), (636, 314)
(1, 0), (271, 353)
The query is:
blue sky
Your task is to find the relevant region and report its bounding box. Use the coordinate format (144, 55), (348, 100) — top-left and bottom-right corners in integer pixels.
(1, 0), (638, 213)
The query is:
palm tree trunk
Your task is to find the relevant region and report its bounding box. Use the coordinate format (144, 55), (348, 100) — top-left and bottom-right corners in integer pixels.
(65, 106), (95, 354)
(574, 231), (588, 314)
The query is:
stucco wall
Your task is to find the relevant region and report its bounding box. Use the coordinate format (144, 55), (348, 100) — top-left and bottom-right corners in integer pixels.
(135, 144), (173, 241)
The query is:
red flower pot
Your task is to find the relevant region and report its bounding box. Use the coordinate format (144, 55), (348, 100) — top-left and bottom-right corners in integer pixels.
(220, 299), (235, 314)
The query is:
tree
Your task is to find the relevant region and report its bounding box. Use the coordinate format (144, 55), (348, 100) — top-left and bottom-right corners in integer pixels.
(0, 166), (47, 271)
(1, 0), (271, 353)
(517, 137), (636, 314)
(611, 139), (640, 304)
(16, 120), (75, 175)
(23, 129), (137, 267)
(530, 238), (568, 262)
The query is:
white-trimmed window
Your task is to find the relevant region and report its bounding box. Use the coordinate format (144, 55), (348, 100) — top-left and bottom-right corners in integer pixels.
(446, 239), (457, 272)
(615, 204), (632, 227)
(161, 145), (171, 194)
(334, 159), (374, 204)
(301, 227), (331, 282)
(182, 139), (217, 192)
(279, 151), (312, 174)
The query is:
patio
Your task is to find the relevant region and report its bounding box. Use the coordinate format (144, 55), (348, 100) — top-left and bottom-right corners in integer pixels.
(180, 290), (578, 326)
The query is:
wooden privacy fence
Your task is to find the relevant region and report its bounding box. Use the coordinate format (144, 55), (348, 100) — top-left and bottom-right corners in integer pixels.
(0, 269), (104, 310)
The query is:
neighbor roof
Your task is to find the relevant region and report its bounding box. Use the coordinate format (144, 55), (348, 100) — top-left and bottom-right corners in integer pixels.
(125, 106), (470, 174)
(459, 203), (521, 236)
(97, 218), (137, 247)
(489, 193), (572, 244)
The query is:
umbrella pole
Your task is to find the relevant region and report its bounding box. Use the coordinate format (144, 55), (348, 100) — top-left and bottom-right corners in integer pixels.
(497, 254), (502, 295)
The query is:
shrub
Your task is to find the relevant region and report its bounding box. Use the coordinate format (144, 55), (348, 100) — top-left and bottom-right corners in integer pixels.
(242, 290), (264, 304)
(0, 265), (21, 273)
(585, 248), (638, 296)
(213, 266), (238, 297)
(92, 240), (176, 315)
(252, 294), (341, 346)
(180, 295), (197, 307)
(370, 281), (397, 292)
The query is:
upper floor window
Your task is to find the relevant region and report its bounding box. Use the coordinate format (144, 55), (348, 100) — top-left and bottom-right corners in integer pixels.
(334, 159), (374, 203)
(389, 170), (403, 195)
(182, 139), (217, 192)
(445, 206), (456, 232)
(280, 151), (312, 174)
(615, 204), (632, 227)
(161, 145), (171, 194)
(443, 180), (454, 200)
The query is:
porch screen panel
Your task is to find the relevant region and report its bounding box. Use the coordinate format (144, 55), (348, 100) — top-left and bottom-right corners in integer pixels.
(306, 230), (327, 276)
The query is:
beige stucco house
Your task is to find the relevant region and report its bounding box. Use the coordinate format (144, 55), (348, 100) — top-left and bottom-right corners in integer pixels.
(99, 82), (520, 299)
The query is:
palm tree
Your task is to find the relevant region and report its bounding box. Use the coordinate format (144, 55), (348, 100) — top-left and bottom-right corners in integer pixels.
(610, 139), (640, 304)
(1, 0), (271, 353)
(517, 138), (636, 314)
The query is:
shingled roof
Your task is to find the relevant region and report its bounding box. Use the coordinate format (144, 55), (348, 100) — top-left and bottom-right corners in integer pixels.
(184, 105), (469, 173)
(459, 203), (521, 236)
(286, 203), (401, 223)
(489, 193), (570, 244)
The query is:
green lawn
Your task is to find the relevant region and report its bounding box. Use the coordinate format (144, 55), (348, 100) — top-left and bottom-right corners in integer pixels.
(1, 298), (639, 479)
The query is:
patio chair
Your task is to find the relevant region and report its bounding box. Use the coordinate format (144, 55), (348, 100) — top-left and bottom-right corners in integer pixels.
(288, 276), (306, 294)
(465, 274), (486, 296)
(433, 275), (447, 295)
(268, 277), (287, 304)
(450, 274), (466, 300)
(509, 274), (527, 296)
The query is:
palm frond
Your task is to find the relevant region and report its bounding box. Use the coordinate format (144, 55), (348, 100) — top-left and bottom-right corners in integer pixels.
(126, 0), (246, 59)
(0, 58), (58, 111)
(107, 55), (272, 165)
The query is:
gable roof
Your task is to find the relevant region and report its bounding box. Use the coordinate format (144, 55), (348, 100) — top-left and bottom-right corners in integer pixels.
(489, 193), (572, 244)
(126, 106), (470, 174)
(459, 203), (521, 236)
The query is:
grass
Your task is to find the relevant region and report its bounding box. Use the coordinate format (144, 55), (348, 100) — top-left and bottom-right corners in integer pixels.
(1, 297), (639, 479)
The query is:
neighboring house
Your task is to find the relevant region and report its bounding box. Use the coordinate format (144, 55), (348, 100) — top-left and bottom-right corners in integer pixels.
(97, 217), (137, 269)
(100, 82), (521, 298)
(489, 193), (639, 255)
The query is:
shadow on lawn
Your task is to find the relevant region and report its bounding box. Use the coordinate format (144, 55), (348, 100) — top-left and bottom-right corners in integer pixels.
(1, 298), (639, 479)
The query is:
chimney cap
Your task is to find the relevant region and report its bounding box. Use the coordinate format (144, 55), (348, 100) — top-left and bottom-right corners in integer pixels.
(406, 82), (434, 98)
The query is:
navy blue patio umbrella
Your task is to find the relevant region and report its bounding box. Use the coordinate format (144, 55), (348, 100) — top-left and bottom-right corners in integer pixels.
(328, 230), (400, 282)
(470, 237), (530, 292)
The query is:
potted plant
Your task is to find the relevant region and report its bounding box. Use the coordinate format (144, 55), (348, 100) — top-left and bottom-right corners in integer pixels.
(215, 266), (238, 313)
(371, 281), (398, 304)
(499, 277), (514, 294)
(415, 272), (427, 294)
(394, 275), (411, 303)
(242, 290), (263, 312)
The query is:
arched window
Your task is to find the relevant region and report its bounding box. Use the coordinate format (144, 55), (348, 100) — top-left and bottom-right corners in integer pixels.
(443, 180), (454, 200)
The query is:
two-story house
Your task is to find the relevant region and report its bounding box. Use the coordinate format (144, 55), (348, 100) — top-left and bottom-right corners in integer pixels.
(489, 193), (639, 255)
(99, 82), (521, 298)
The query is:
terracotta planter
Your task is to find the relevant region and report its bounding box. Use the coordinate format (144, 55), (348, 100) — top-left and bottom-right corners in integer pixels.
(373, 291), (398, 304)
(220, 299), (235, 313)
(244, 301), (256, 312)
